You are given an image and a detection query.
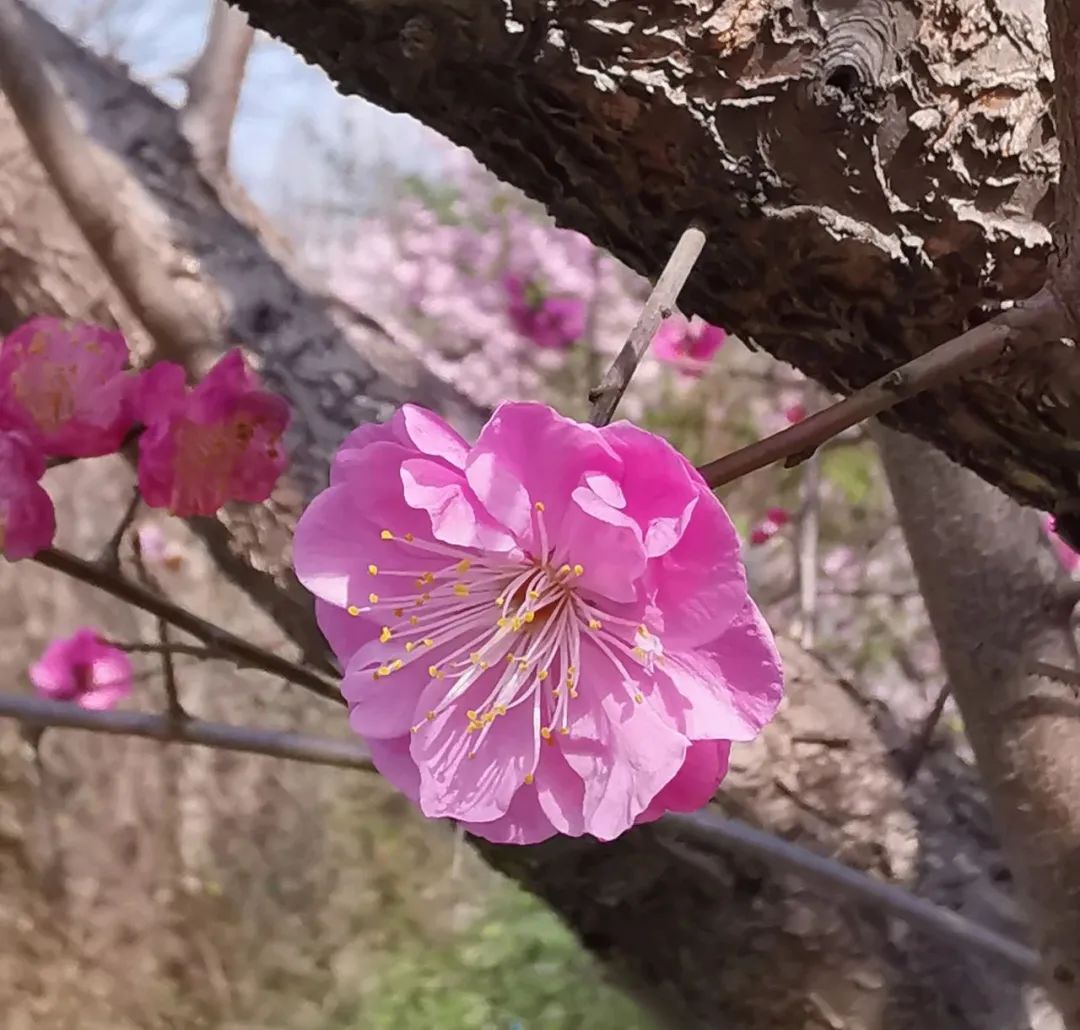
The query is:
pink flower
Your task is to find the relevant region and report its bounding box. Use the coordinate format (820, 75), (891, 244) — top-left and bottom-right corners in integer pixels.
(0, 408), (55, 560)
(0, 316), (134, 457)
(784, 403), (807, 424)
(30, 628), (132, 710)
(503, 275), (587, 350)
(1044, 515), (1080, 573)
(294, 403), (783, 844)
(134, 349), (289, 517)
(652, 315), (727, 376)
(749, 507), (791, 547)
(137, 523), (186, 571)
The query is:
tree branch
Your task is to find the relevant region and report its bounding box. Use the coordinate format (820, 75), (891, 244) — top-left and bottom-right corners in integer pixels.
(0, 689), (1038, 978)
(180, 1), (255, 177)
(32, 547), (341, 704)
(588, 225), (705, 426)
(697, 288), (1065, 488)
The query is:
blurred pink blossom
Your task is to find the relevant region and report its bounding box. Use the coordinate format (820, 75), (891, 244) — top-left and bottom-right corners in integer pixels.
(0, 316), (134, 458)
(0, 411), (55, 560)
(784, 403), (807, 424)
(294, 402), (783, 844)
(749, 507), (791, 547)
(135, 350), (289, 517)
(652, 315), (726, 377)
(30, 628), (132, 710)
(503, 275), (587, 350)
(137, 523), (186, 571)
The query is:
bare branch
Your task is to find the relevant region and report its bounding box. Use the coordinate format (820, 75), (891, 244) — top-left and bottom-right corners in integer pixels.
(33, 547), (340, 704)
(1029, 661), (1080, 691)
(0, 690), (1040, 978)
(900, 682), (952, 783)
(180, 1), (255, 177)
(0, 0), (211, 363)
(588, 225), (706, 426)
(98, 488), (140, 571)
(696, 288), (1065, 489)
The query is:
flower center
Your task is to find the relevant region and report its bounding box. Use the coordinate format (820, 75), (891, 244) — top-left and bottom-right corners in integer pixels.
(349, 500), (663, 770)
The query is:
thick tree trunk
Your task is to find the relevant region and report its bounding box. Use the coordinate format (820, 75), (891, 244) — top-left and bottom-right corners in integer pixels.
(229, 0), (1077, 518)
(879, 425), (1080, 1024)
(0, 9), (1056, 1026)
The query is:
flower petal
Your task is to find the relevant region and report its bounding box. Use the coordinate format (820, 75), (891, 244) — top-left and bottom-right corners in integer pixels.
(636, 740), (731, 824)
(461, 781), (559, 844)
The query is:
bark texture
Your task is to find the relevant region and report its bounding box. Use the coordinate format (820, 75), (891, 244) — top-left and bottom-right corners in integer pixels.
(232, 0), (1077, 516)
(879, 424), (1080, 1024)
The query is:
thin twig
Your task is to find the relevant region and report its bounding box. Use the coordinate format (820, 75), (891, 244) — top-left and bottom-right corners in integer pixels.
(131, 530), (187, 718)
(98, 489), (140, 570)
(109, 640), (225, 661)
(0, 689), (1038, 977)
(696, 288), (1064, 489)
(900, 682), (952, 783)
(588, 225), (706, 426)
(1029, 660), (1080, 691)
(33, 547), (341, 703)
(664, 809), (1039, 975)
(796, 450), (820, 648)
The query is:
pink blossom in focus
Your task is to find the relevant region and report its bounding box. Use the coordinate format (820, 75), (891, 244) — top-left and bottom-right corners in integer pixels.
(134, 350), (289, 517)
(503, 275), (587, 350)
(749, 507), (791, 547)
(0, 317), (134, 457)
(30, 628), (132, 710)
(0, 408), (55, 560)
(652, 315), (727, 377)
(294, 402), (783, 844)
(1044, 514), (1080, 573)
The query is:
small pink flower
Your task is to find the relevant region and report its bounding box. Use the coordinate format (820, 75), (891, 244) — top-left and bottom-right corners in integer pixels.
(134, 350), (289, 517)
(1044, 515), (1080, 573)
(0, 316), (134, 458)
(137, 523), (186, 571)
(294, 402), (782, 844)
(0, 407), (55, 560)
(749, 507), (791, 547)
(652, 315), (727, 377)
(504, 275), (587, 350)
(784, 404), (807, 424)
(30, 628), (132, 710)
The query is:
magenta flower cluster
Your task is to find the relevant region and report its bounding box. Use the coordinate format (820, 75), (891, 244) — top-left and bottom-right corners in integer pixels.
(295, 403), (783, 843)
(0, 316), (289, 560)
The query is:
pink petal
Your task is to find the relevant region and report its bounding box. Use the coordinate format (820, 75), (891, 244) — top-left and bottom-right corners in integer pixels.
(654, 600), (783, 742)
(367, 735), (421, 803)
(315, 598), (377, 665)
(461, 781), (559, 844)
(636, 740), (731, 824)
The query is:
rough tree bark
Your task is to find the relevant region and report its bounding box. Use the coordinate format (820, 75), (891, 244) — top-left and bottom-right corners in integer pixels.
(0, 7), (1060, 1027)
(230, 0), (1078, 517)
(880, 426), (1080, 1023)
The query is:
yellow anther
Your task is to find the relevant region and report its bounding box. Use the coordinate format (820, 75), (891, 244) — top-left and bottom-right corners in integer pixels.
(633, 646), (646, 659)
(523, 773), (534, 785)
(527, 589), (540, 600)
(633, 692), (644, 703)
(410, 726), (419, 734)
(405, 641), (415, 653)
(466, 710), (479, 721)
(426, 710), (435, 721)
(511, 617), (523, 631)
(524, 611), (535, 623)
(540, 727), (552, 741)
(494, 704), (507, 716)
(467, 751), (477, 760)
(393, 607), (405, 618)
(537, 669), (549, 682)
(466, 723), (479, 734)
(368, 592), (379, 604)
(559, 727), (570, 736)
(374, 665), (392, 679)
(573, 564), (584, 576)
(482, 712), (495, 724)
(506, 653), (516, 663)
(404, 532), (415, 542)
(422, 571), (435, 584)
(588, 618), (602, 630)
(453, 583), (470, 597)
(380, 530), (393, 540)
(638, 625), (650, 637)
(480, 661), (490, 670)
(423, 637), (435, 648)
(567, 665), (576, 676)
(534, 501), (545, 512)
(380, 627), (393, 643)
(558, 563), (571, 577)
(428, 665), (439, 678)
(470, 651), (483, 665)
(570, 687), (579, 698)
(410, 615), (420, 626)
(552, 688), (560, 698)
(368, 564), (379, 576)
(518, 658), (528, 671)
(347, 605), (361, 617)
(389, 659), (404, 672)
(456, 558), (471, 573)
(497, 617), (510, 629)
(495, 595), (506, 606)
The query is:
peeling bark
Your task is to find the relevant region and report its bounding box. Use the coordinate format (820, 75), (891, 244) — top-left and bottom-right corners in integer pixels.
(232, 0), (1077, 516)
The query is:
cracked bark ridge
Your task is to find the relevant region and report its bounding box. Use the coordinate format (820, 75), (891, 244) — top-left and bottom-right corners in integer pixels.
(233, 0), (1077, 515)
